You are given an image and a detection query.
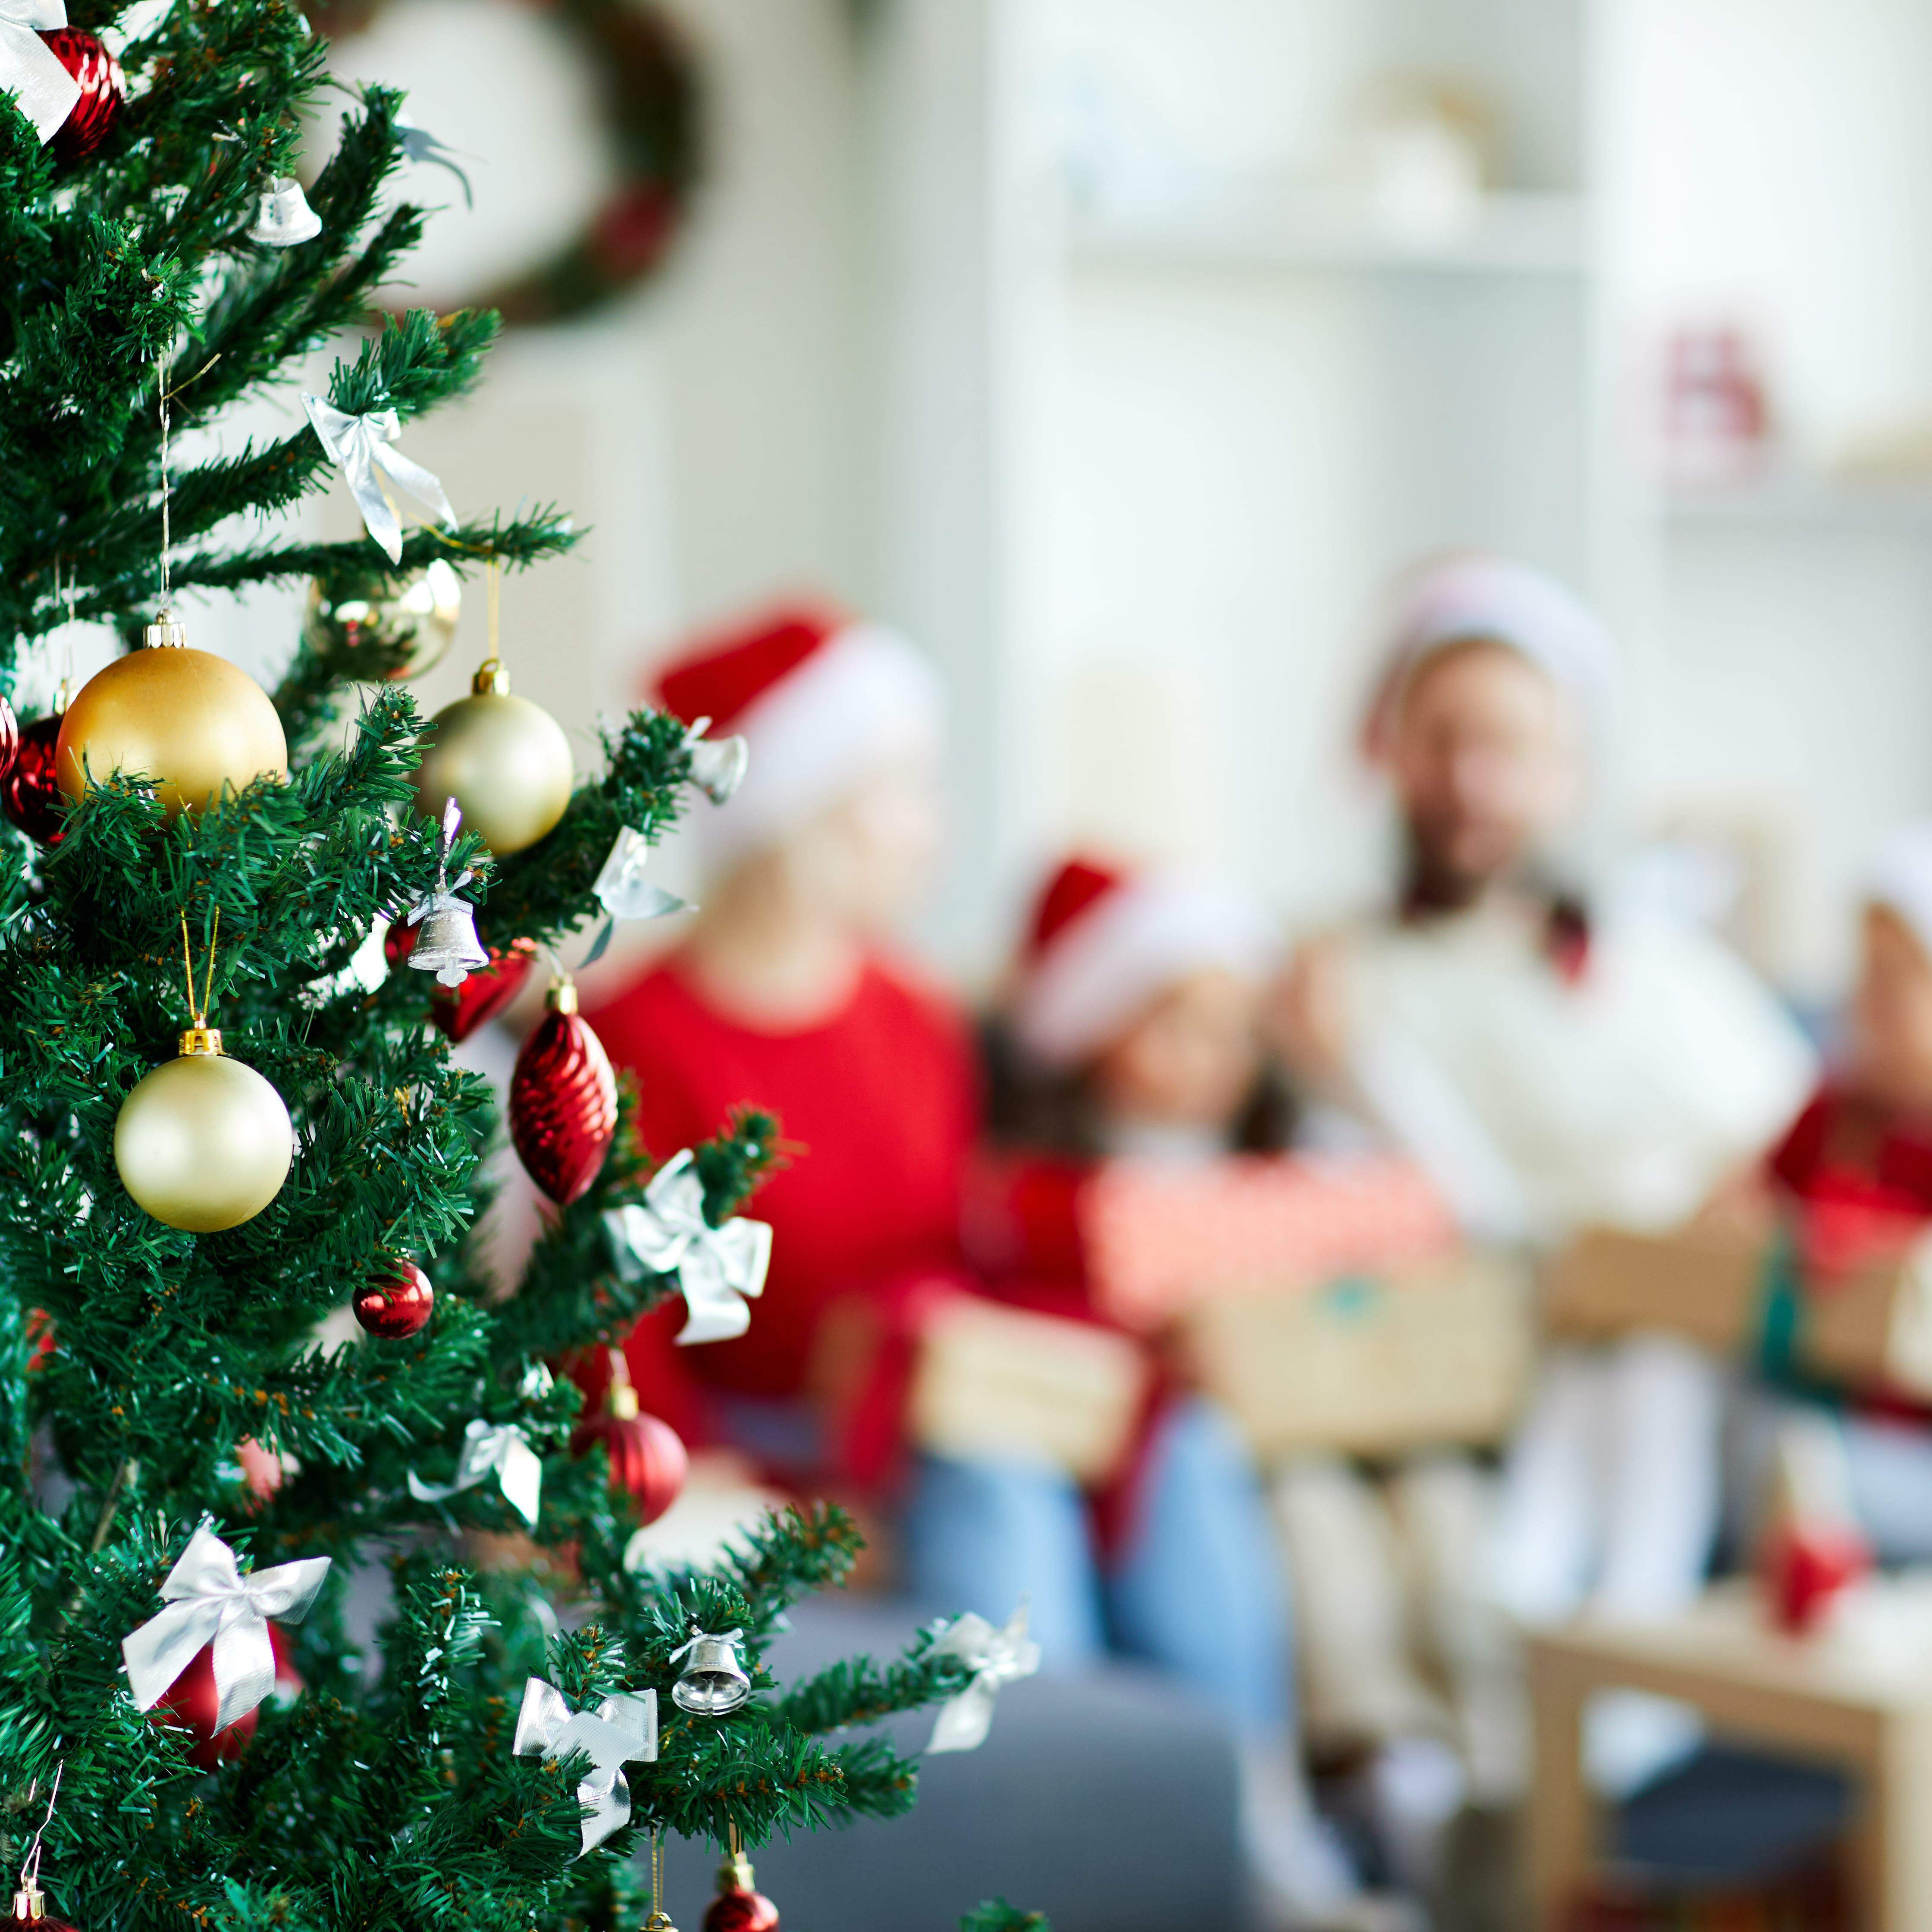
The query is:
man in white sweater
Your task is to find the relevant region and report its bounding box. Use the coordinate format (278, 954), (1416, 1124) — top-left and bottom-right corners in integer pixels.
(1274, 554), (1815, 1817)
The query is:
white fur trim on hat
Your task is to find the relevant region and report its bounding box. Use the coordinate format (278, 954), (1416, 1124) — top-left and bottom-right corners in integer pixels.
(1364, 553), (1619, 760)
(1869, 824), (1932, 964)
(1013, 874), (1275, 1073)
(701, 622), (945, 864)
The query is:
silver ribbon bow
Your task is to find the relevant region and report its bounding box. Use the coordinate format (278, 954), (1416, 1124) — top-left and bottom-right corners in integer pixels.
(925, 1601), (1041, 1754)
(398, 118), (473, 208)
(682, 717), (750, 807)
(0, 1), (81, 144)
(301, 396), (457, 565)
(593, 825), (690, 925)
(121, 1522), (332, 1733)
(512, 1677), (658, 1855)
(604, 1150), (772, 1346)
(249, 176), (322, 248)
(407, 1418), (542, 1527)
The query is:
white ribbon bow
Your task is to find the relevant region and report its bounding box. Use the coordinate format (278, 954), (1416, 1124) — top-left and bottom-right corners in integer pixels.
(407, 1418), (542, 1527)
(301, 396), (457, 565)
(593, 825), (690, 924)
(513, 1676), (658, 1855)
(604, 1150), (772, 1346)
(121, 1522), (332, 1733)
(925, 1601), (1041, 1754)
(0, 2), (81, 144)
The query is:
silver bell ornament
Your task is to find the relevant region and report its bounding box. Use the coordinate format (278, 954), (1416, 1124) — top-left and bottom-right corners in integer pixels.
(670, 1628), (750, 1716)
(402, 799), (489, 986)
(684, 720), (750, 807)
(248, 176), (323, 248)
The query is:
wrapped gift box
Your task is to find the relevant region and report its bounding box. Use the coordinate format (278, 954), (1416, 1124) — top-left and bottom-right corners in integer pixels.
(1547, 1224), (1932, 1399)
(908, 1293), (1150, 1482)
(1185, 1252), (1535, 1457)
(1080, 1153), (1459, 1330)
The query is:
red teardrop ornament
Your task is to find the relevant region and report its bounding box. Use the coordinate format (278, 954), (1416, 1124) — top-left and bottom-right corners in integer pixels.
(5, 710), (68, 845)
(510, 981), (617, 1204)
(41, 27), (125, 163)
(353, 1257), (435, 1339)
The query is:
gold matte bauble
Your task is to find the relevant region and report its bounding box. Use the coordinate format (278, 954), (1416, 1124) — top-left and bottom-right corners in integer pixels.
(114, 1031), (294, 1233)
(411, 660), (573, 856)
(304, 560), (461, 682)
(57, 619), (288, 818)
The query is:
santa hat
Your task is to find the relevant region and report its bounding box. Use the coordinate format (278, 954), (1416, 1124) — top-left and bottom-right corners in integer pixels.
(1011, 856), (1275, 1072)
(1868, 824), (1932, 962)
(1361, 552), (1619, 763)
(652, 602), (945, 863)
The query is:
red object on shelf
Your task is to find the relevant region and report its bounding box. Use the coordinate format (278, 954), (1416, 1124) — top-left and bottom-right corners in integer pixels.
(509, 980), (617, 1204)
(1765, 1521), (1872, 1635)
(41, 26), (125, 163)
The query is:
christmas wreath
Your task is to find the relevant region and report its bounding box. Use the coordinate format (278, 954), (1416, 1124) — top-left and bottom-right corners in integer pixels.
(313, 0), (700, 324)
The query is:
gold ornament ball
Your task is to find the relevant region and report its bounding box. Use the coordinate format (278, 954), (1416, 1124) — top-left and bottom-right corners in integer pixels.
(58, 624), (288, 819)
(411, 662), (574, 856)
(304, 560), (461, 682)
(115, 1037), (294, 1233)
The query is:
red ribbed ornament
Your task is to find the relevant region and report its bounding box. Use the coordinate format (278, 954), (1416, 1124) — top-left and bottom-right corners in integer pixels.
(41, 27), (125, 163)
(572, 1350), (687, 1523)
(509, 978), (616, 1204)
(703, 1852), (779, 1932)
(3, 708), (64, 846)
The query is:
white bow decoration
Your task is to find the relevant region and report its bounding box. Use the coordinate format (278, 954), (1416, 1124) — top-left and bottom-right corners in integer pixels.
(513, 1677), (658, 1855)
(925, 1602), (1040, 1754)
(302, 396), (457, 565)
(121, 1522), (332, 1733)
(593, 826), (690, 925)
(605, 1150), (772, 1346)
(407, 1418), (542, 1527)
(0, 2), (81, 144)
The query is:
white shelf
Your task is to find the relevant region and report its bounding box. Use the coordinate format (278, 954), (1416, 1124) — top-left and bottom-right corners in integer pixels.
(1661, 477), (1932, 532)
(1064, 188), (1590, 279)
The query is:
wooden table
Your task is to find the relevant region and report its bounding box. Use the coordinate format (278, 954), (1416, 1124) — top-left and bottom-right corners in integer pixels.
(1527, 1577), (1932, 1932)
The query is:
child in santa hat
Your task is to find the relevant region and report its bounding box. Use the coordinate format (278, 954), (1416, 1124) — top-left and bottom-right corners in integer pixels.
(967, 856), (1411, 1930)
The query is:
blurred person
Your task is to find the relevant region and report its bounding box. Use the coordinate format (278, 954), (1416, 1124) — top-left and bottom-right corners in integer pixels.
(586, 615), (1381, 1932)
(1273, 554), (1815, 1799)
(969, 855), (1404, 1930)
(1759, 826), (1932, 1564)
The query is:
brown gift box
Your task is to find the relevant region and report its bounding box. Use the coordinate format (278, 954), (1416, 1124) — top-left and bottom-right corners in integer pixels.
(1546, 1225), (1932, 1399)
(1184, 1251), (1536, 1458)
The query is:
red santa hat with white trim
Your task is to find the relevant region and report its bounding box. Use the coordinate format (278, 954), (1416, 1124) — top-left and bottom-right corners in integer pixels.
(652, 601), (946, 863)
(1011, 856), (1276, 1073)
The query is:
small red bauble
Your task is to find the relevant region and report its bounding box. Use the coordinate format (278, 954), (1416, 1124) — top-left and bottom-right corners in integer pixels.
(703, 1854), (779, 1932)
(12, 1887), (79, 1932)
(4, 709), (67, 846)
(1766, 1521), (1872, 1634)
(153, 1626), (300, 1769)
(353, 1257), (434, 1339)
(509, 977), (616, 1204)
(572, 1354), (687, 1524)
(41, 27), (125, 164)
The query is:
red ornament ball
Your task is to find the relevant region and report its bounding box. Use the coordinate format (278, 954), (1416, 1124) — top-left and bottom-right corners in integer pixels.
(4, 709), (67, 846)
(152, 1626), (300, 1769)
(704, 1885), (780, 1932)
(573, 1393), (687, 1525)
(353, 1257), (434, 1339)
(386, 921), (538, 1042)
(508, 980), (616, 1204)
(41, 27), (125, 164)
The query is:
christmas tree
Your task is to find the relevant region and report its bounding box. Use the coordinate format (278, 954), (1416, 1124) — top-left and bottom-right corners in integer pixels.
(0, 5), (1041, 1927)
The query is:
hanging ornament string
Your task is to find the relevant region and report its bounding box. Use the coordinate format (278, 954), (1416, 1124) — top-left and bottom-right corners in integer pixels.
(645, 1828), (673, 1932)
(180, 906), (222, 1028)
(16, 1759), (62, 1903)
(485, 556), (502, 675)
(156, 358), (172, 607)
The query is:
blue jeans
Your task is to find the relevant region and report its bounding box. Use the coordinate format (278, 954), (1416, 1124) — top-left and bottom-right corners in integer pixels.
(903, 1399), (1293, 1739)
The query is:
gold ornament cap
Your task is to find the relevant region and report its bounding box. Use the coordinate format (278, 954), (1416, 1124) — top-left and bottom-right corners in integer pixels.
(643, 1916), (679, 1932)
(610, 1380), (640, 1421)
(178, 1026), (223, 1057)
(546, 976), (578, 1015)
(717, 1850), (758, 1891)
(14, 1886), (44, 1922)
(144, 608), (189, 649)
(471, 657), (511, 696)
